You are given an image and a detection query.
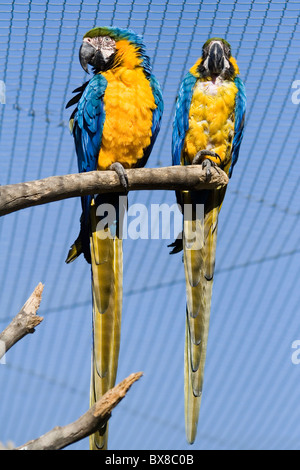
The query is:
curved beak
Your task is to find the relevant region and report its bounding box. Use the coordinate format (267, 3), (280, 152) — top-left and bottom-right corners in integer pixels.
(79, 41), (95, 73)
(208, 42), (224, 75)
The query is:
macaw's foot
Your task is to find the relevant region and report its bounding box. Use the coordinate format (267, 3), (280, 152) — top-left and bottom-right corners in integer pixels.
(109, 162), (129, 193)
(202, 158), (222, 181)
(192, 150), (221, 166)
(192, 150), (221, 181)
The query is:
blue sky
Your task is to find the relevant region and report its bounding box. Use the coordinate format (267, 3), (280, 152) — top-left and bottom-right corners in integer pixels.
(0, 0), (300, 450)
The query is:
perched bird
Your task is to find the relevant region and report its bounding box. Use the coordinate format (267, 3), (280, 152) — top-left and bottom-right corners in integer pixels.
(170, 38), (246, 444)
(65, 26), (163, 450)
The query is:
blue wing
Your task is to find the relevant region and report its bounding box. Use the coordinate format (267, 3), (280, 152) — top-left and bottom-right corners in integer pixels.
(66, 74), (107, 263)
(73, 74), (107, 174)
(71, 74), (107, 220)
(228, 76), (246, 178)
(172, 72), (197, 166)
(134, 74), (164, 168)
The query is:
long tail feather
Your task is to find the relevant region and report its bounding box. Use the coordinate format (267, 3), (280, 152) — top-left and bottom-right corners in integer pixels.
(89, 201), (123, 450)
(183, 189), (221, 444)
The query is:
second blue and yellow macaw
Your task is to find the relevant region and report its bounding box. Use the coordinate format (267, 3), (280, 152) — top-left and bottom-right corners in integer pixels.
(171, 38), (246, 444)
(66, 27), (163, 450)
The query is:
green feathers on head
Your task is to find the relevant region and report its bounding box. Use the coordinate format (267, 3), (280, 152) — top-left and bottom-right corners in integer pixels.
(83, 26), (144, 48)
(203, 37), (232, 55)
(203, 37), (231, 48)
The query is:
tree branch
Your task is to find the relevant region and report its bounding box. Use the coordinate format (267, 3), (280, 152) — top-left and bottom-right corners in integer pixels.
(0, 283), (44, 359)
(0, 166), (228, 216)
(16, 372), (143, 450)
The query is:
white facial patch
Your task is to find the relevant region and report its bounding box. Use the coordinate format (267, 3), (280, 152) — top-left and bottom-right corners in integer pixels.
(101, 46), (115, 61)
(100, 36), (116, 61)
(203, 55), (209, 70)
(223, 57), (230, 69)
(83, 36), (116, 62)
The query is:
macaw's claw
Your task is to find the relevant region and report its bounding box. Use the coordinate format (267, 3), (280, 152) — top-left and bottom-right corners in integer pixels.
(192, 149), (221, 171)
(192, 149), (222, 165)
(192, 150), (221, 181)
(109, 162), (129, 192)
(202, 159), (214, 181)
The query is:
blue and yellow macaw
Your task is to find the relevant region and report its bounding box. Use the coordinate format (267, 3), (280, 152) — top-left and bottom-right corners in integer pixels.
(171, 38), (246, 444)
(65, 26), (163, 450)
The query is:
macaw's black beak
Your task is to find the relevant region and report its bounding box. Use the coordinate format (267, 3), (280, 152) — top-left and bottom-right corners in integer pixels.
(208, 42), (224, 75)
(79, 41), (95, 73)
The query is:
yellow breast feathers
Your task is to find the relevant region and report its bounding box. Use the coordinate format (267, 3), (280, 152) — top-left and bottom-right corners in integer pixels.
(98, 42), (156, 171)
(183, 77), (238, 173)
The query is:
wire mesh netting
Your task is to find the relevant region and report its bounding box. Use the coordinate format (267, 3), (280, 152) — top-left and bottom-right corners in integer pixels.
(0, 0), (300, 450)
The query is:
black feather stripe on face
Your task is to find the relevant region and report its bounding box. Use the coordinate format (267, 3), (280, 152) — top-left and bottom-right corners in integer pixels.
(91, 50), (116, 73)
(197, 60), (235, 80)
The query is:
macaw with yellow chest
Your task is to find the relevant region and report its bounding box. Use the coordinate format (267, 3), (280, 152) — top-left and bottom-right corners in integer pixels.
(65, 27), (163, 450)
(171, 38), (246, 444)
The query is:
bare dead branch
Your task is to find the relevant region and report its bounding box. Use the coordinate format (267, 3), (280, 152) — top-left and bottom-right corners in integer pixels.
(16, 372), (143, 450)
(0, 283), (44, 358)
(0, 165), (228, 216)
(0, 441), (15, 450)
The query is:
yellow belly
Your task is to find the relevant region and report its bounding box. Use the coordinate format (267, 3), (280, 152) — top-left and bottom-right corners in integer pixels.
(183, 78), (238, 172)
(98, 67), (156, 170)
